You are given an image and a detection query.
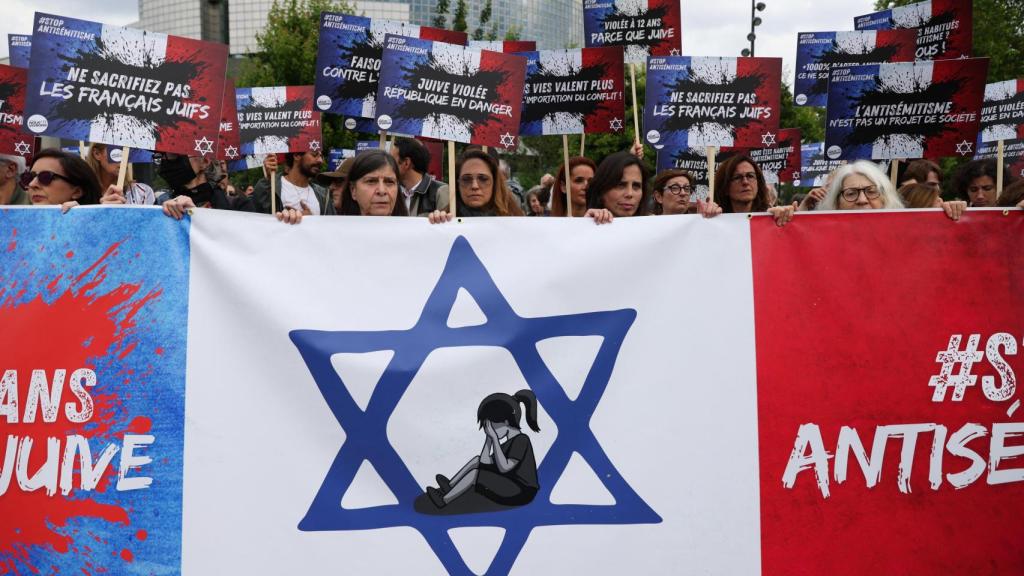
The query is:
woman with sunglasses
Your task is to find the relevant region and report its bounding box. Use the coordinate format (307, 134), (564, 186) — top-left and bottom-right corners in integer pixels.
(428, 150), (524, 222)
(651, 169), (722, 218)
(23, 149), (102, 211)
(815, 161), (964, 220)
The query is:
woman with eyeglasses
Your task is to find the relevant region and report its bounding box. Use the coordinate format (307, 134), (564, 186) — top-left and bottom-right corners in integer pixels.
(338, 150), (408, 216)
(428, 150), (524, 222)
(23, 149), (102, 211)
(817, 161), (965, 220)
(714, 155), (798, 226)
(651, 169), (721, 217)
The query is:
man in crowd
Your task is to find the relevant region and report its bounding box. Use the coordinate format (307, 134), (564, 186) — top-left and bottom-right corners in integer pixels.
(0, 155), (29, 205)
(254, 149), (334, 215)
(390, 138), (449, 216)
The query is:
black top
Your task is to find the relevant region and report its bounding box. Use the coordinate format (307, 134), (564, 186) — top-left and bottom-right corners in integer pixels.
(500, 434), (538, 490)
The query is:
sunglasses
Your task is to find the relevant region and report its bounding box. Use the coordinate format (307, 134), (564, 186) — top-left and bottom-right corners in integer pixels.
(21, 170), (76, 189)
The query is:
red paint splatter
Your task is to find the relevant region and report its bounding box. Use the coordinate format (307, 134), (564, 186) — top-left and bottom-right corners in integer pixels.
(0, 241), (162, 574)
(120, 549), (133, 563)
(65, 251), (74, 259)
(154, 347), (163, 356)
(5, 241), (14, 252)
(135, 530), (147, 541)
(128, 417), (151, 434)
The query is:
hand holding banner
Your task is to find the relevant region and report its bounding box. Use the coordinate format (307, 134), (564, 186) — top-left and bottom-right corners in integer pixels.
(24, 13), (228, 156)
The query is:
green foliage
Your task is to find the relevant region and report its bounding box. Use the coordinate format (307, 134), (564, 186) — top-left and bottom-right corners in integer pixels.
(236, 0), (358, 162)
(473, 0), (492, 41)
(453, 0), (469, 33)
(504, 25), (522, 41)
(432, 0), (449, 28)
(779, 80), (825, 143)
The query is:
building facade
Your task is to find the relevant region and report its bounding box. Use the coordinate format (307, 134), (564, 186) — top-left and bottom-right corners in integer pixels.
(136, 0), (583, 55)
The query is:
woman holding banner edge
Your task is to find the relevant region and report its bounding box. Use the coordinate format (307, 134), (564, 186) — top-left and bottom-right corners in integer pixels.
(428, 150), (524, 223)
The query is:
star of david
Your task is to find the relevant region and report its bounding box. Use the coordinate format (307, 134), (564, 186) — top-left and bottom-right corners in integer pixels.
(955, 140), (973, 156)
(193, 136), (214, 156)
(609, 117), (624, 132)
(309, 139), (322, 152)
(224, 145), (239, 160)
(499, 132), (516, 149)
(290, 237), (661, 575)
(13, 141), (30, 156)
(761, 131), (776, 147)
(669, 48), (681, 56)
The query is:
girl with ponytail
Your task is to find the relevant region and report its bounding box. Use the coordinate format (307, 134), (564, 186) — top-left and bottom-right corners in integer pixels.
(425, 389), (541, 511)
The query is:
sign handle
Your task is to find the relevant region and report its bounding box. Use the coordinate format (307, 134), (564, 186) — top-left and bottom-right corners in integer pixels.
(270, 162), (277, 214)
(379, 129), (388, 150)
(482, 146), (489, 153)
(78, 141), (88, 161)
(563, 134), (572, 218)
(448, 140), (457, 219)
(116, 147), (131, 189)
(629, 63), (641, 147)
(889, 159), (899, 190)
(579, 133), (586, 157)
(997, 139), (1005, 197)
(706, 146), (717, 204)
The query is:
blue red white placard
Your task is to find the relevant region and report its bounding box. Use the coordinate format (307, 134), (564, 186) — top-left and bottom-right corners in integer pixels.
(226, 154), (266, 173)
(974, 137), (1024, 179)
(327, 148), (355, 170)
(644, 56), (781, 149)
(0, 64), (34, 159)
(469, 40), (537, 53)
(314, 13), (468, 119)
(656, 128), (801, 191)
(236, 86), (321, 155)
(825, 58), (988, 161)
(23, 13), (228, 156)
(342, 115), (382, 134)
(980, 79), (1024, 143)
(7, 34), (31, 68)
(519, 47), (625, 136)
(798, 142), (845, 187)
(217, 79), (241, 161)
(106, 145), (154, 164)
(376, 35), (526, 150)
(794, 30), (917, 107)
(653, 146), (711, 200)
(854, 0), (973, 60)
(583, 0), (682, 64)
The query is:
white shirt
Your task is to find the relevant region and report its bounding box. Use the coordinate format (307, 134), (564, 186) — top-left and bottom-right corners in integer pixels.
(402, 177), (422, 212)
(280, 177), (321, 215)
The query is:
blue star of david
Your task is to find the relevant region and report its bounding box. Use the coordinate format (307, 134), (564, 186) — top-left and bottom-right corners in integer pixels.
(290, 236), (661, 575)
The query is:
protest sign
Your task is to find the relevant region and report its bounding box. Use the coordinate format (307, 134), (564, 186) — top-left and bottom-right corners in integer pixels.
(376, 35), (526, 150)
(794, 30), (916, 107)
(24, 13), (228, 156)
(0, 64), (34, 159)
(798, 142), (846, 187)
(342, 115), (382, 134)
(236, 86), (321, 155)
(226, 154), (266, 173)
(314, 13), (468, 119)
(217, 79), (241, 161)
(7, 34), (31, 68)
(825, 58), (988, 161)
(854, 0), (972, 60)
(327, 148), (356, 171)
(583, 0), (682, 64)
(653, 147), (712, 201)
(644, 56), (781, 148)
(519, 47), (625, 136)
(656, 128), (800, 194)
(975, 137), (1024, 179)
(356, 140), (386, 152)
(469, 40), (537, 53)
(980, 79), (1024, 143)
(106, 145), (154, 164)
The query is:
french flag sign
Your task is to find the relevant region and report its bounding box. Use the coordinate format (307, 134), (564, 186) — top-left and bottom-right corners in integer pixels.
(825, 58), (988, 161)
(468, 41), (537, 53)
(236, 86), (322, 155)
(794, 30), (917, 108)
(980, 79), (1024, 143)
(376, 35), (526, 150)
(644, 56), (781, 149)
(854, 0), (973, 61)
(2, 207), (1022, 575)
(519, 47), (625, 137)
(583, 0), (682, 64)
(23, 13), (228, 157)
(314, 13), (468, 120)
(0, 65), (34, 159)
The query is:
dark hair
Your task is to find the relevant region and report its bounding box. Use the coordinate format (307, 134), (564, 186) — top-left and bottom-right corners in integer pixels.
(340, 150), (408, 216)
(456, 150), (524, 216)
(953, 159), (1013, 203)
(898, 182), (940, 208)
(715, 154), (770, 213)
(477, 389), (540, 432)
(586, 151), (649, 216)
(552, 156), (597, 217)
(393, 137), (430, 174)
(998, 179), (1024, 207)
(651, 169), (694, 215)
(901, 159), (942, 186)
(29, 148), (102, 205)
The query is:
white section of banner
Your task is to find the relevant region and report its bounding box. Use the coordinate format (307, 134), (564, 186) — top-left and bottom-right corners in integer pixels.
(181, 212), (762, 575)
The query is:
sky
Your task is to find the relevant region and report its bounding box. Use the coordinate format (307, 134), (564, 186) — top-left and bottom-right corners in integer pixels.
(0, 0), (881, 84)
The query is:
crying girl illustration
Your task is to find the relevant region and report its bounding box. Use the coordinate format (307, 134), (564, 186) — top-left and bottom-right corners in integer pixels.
(416, 389), (540, 515)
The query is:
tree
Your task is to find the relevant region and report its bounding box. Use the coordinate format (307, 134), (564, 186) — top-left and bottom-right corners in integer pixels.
(473, 0), (492, 41)
(432, 0), (450, 29)
(235, 0), (357, 174)
(779, 80), (825, 144)
(452, 0), (469, 33)
(504, 25), (522, 41)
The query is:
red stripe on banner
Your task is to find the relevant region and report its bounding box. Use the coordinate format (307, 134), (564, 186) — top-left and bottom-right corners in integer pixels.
(752, 211), (1024, 575)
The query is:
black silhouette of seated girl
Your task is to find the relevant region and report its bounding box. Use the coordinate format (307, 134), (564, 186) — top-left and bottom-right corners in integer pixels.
(416, 389), (540, 515)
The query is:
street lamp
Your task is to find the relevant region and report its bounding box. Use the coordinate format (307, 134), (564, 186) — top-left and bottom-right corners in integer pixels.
(744, 1), (766, 57)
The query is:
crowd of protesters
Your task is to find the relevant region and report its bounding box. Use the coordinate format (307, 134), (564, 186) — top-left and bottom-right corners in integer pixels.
(2, 138), (1022, 227)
